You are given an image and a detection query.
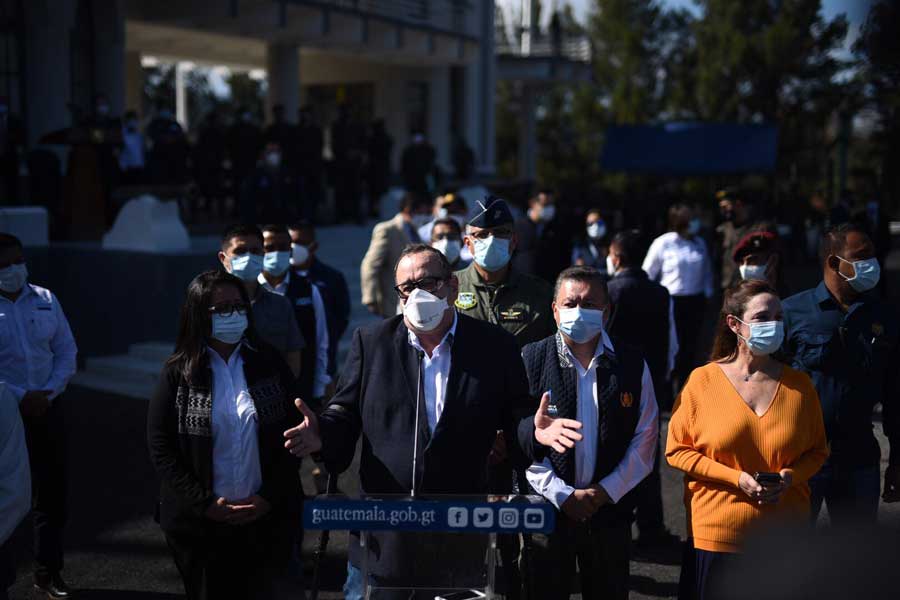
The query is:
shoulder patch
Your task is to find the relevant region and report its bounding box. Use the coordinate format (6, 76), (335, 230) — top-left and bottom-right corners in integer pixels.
(455, 292), (477, 310)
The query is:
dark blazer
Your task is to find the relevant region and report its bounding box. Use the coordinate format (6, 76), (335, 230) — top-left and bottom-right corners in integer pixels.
(319, 314), (541, 577)
(147, 343), (302, 536)
(607, 267), (671, 394)
(307, 259), (351, 374)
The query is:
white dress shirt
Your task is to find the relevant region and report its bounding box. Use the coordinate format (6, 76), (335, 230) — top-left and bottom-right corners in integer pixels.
(642, 231), (713, 298)
(526, 332), (659, 509)
(119, 127), (145, 169)
(0, 284), (78, 403)
(208, 346), (263, 501)
(259, 270), (332, 397)
(0, 382), (31, 544)
(407, 310), (458, 432)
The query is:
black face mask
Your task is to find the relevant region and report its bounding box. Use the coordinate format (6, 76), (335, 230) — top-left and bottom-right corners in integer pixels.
(721, 210), (734, 222)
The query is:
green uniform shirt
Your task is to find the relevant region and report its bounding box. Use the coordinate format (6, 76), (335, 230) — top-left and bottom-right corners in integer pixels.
(454, 263), (556, 348)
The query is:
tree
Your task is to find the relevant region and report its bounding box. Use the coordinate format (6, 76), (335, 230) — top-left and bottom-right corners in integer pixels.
(588, 0), (664, 124)
(853, 0), (900, 210)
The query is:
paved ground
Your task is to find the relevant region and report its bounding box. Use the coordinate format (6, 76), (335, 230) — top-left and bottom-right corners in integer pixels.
(8, 223), (900, 599)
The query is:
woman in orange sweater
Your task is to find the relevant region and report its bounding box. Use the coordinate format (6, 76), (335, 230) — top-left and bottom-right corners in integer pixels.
(666, 279), (828, 600)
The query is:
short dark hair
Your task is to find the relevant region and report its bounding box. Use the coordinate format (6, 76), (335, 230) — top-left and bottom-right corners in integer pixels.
(554, 266), (608, 302)
(610, 230), (643, 267)
(820, 222), (870, 263)
(260, 223), (289, 236)
(430, 218), (461, 239)
(668, 203), (692, 231)
(287, 220), (315, 238)
(0, 233), (23, 252)
(400, 192), (431, 214)
(221, 224), (263, 250)
(168, 270), (259, 384)
(394, 243), (452, 280)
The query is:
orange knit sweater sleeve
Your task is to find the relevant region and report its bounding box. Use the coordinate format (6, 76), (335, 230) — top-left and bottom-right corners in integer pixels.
(781, 373), (829, 485)
(666, 382), (742, 489)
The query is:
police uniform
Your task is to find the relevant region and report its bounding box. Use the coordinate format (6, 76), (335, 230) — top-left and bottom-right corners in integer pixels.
(455, 198), (555, 349)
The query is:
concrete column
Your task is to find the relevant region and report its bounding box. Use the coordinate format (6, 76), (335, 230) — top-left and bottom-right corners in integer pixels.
(476, 0), (497, 174)
(377, 73), (408, 171)
(175, 62), (190, 129)
(92, 0), (126, 116)
(266, 43), (300, 123)
(518, 85), (537, 180)
(428, 67), (452, 173)
(23, 0), (77, 147)
(124, 51), (143, 117)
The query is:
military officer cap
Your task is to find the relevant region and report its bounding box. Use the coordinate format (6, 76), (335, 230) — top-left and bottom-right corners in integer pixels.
(468, 196), (514, 229)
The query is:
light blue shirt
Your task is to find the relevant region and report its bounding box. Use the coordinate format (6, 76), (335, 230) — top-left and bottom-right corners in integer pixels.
(0, 382), (31, 543)
(0, 283), (78, 403)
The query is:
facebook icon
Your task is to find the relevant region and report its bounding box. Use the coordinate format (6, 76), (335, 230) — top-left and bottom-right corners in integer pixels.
(447, 507), (468, 528)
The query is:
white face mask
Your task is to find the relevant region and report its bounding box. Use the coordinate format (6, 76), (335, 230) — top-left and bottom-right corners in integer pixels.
(265, 152), (282, 169)
(539, 204), (556, 222)
(290, 243), (310, 267)
(433, 239), (461, 264)
(0, 263), (27, 293)
(606, 255), (617, 276)
(403, 287), (449, 332)
(739, 263), (768, 281)
(587, 221), (607, 240)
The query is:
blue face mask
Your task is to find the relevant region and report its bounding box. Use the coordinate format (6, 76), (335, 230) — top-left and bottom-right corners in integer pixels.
(557, 307), (605, 344)
(687, 218), (701, 236)
(837, 256), (880, 293)
(735, 318), (784, 356)
(263, 251), (291, 276)
(211, 313), (248, 345)
(472, 236), (511, 272)
(228, 253), (264, 282)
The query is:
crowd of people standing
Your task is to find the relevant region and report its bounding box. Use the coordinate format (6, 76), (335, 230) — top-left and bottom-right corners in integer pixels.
(1, 177), (898, 600)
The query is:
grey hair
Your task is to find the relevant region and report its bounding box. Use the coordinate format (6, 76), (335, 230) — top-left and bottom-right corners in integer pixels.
(393, 243), (453, 280)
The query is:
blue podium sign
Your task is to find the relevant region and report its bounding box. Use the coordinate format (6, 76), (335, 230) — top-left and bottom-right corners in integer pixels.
(304, 498), (555, 534)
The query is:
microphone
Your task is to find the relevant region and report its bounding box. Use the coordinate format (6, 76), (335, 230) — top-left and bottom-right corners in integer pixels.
(411, 349), (425, 498)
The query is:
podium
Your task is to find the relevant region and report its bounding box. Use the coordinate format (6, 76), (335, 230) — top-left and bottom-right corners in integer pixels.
(304, 494), (555, 599)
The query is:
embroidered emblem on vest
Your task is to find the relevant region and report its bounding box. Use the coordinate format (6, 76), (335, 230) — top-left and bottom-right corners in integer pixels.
(455, 292), (477, 310)
(249, 376), (287, 425)
(620, 391), (634, 408)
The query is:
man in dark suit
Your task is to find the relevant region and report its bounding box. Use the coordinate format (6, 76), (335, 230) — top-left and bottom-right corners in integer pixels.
(284, 243), (584, 598)
(606, 230), (680, 552)
(287, 221), (350, 377)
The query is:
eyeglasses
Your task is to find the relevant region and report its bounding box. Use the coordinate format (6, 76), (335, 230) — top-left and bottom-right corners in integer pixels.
(467, 228), (513, 241)
(394, 276), (447, 299)
(209, 302), (249, 317)
(432, 232), (460, 242)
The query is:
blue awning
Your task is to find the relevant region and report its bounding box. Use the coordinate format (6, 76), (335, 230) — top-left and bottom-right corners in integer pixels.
(600, 122), (778, 175)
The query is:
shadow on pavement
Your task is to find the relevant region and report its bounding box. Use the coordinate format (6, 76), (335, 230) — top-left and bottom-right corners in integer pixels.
(65, 592), (183, 600)
(629, 574), (680, 598)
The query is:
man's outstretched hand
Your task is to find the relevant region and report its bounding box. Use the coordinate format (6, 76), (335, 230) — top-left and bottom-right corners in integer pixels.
(534, 392), (583, 453)
(283, 398), (322, 457)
